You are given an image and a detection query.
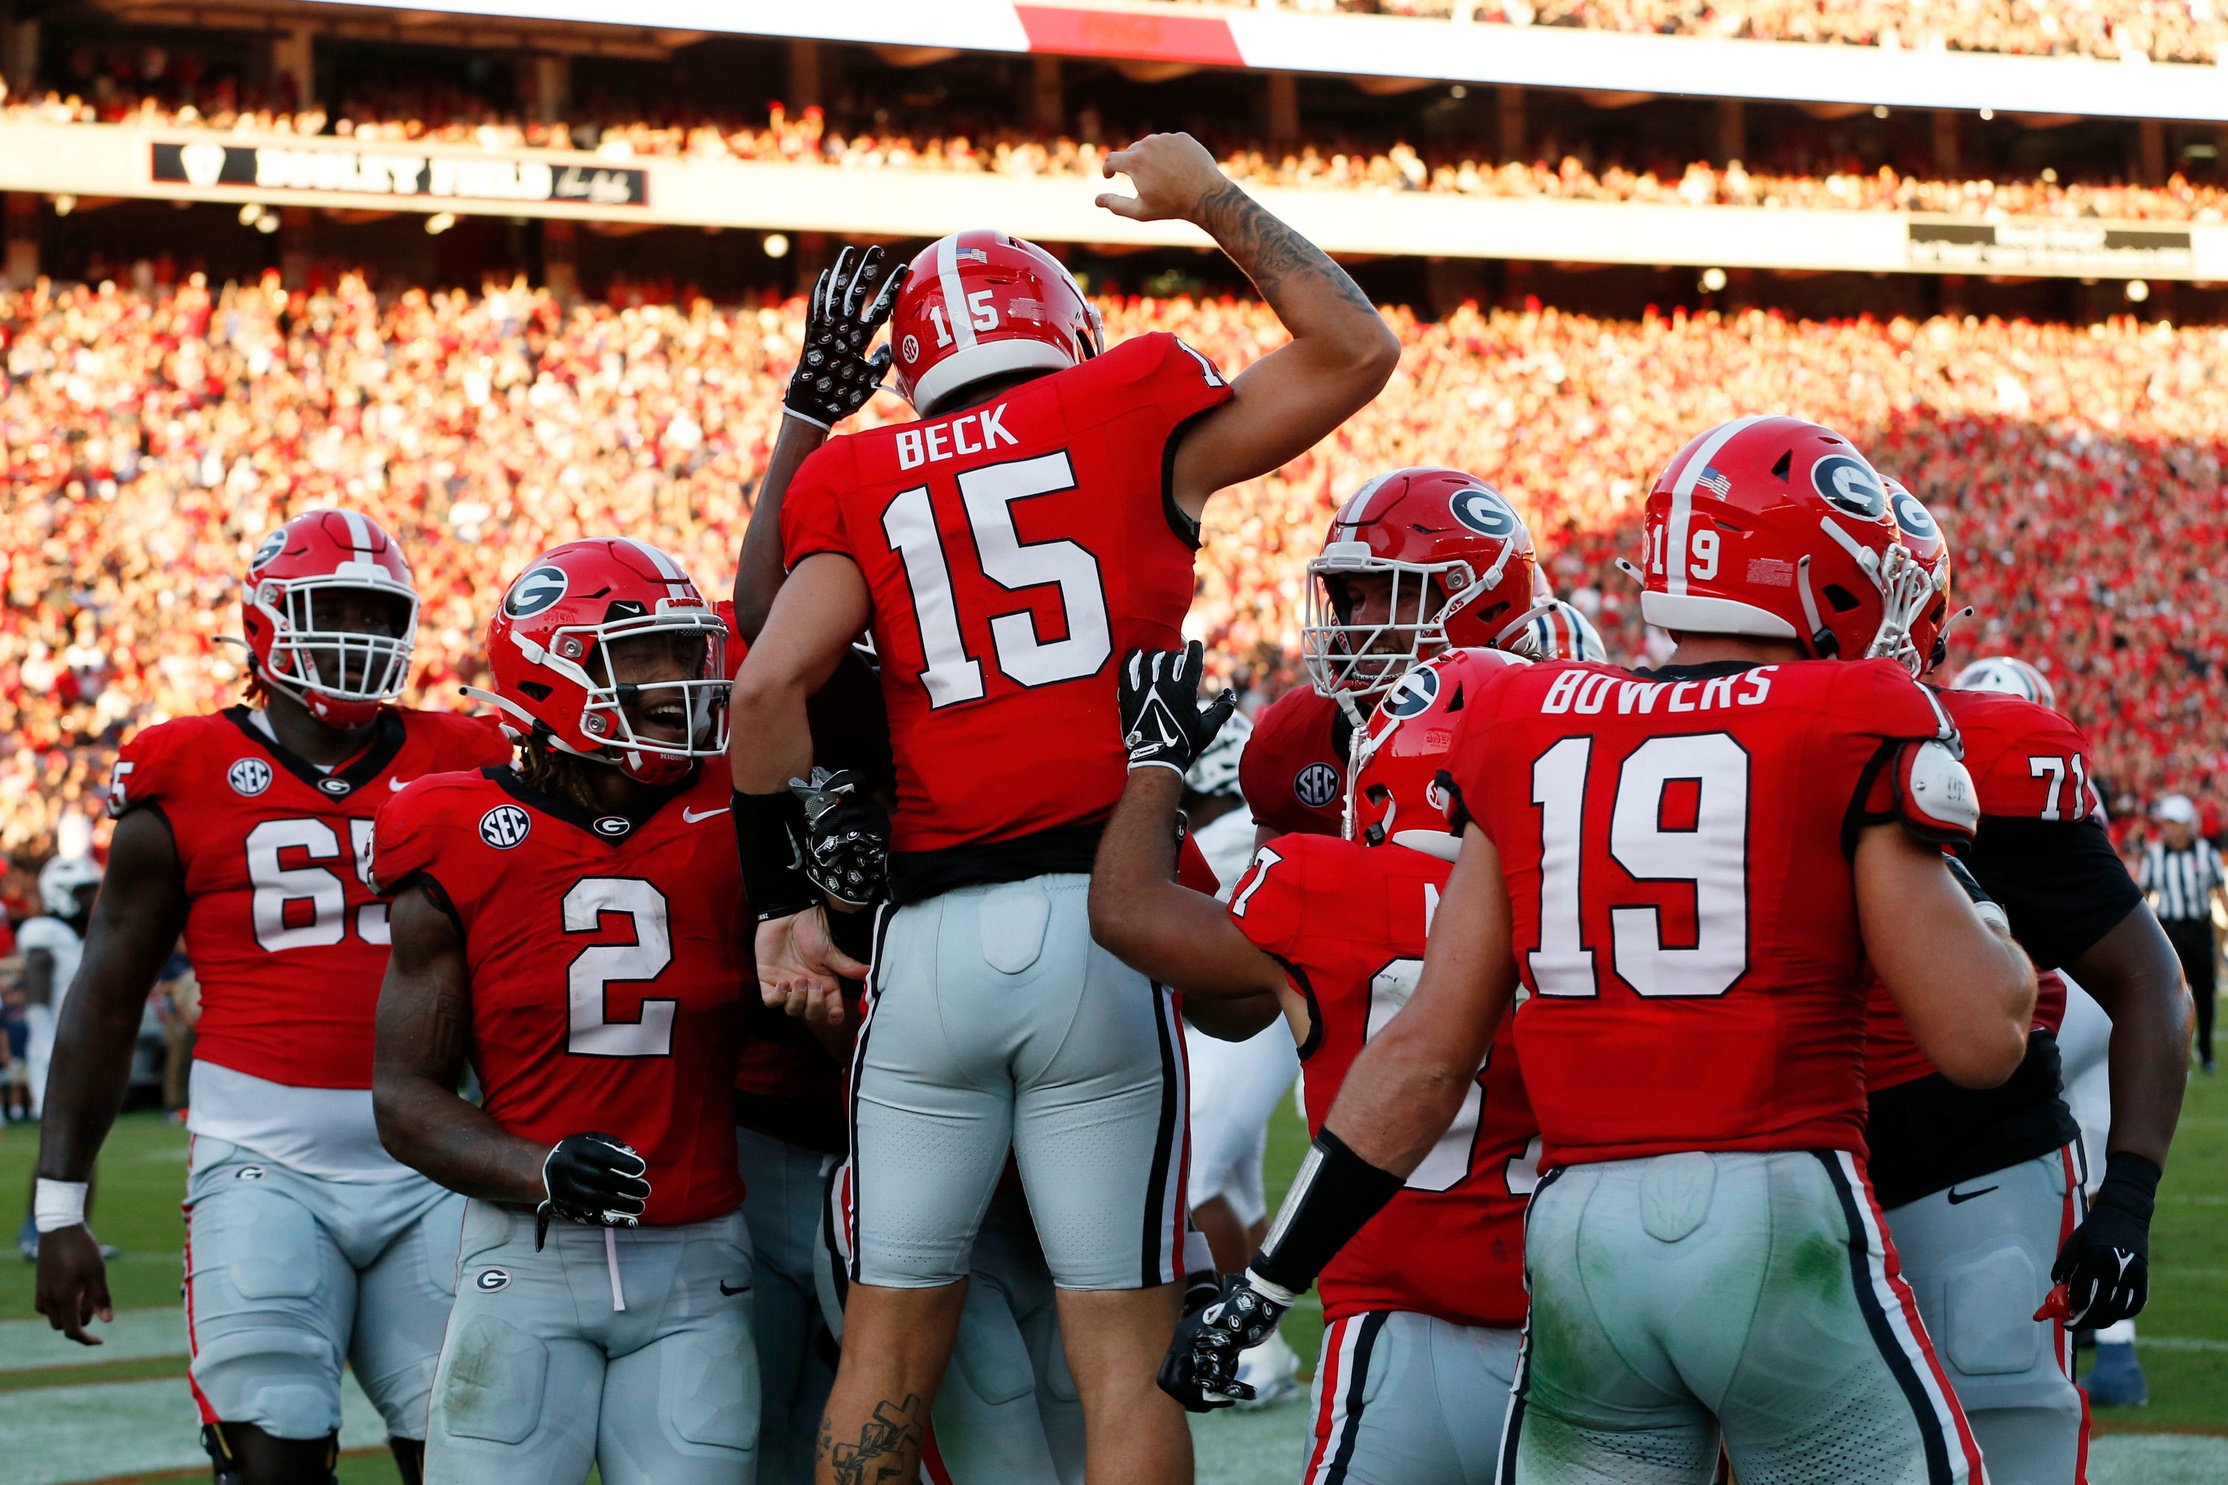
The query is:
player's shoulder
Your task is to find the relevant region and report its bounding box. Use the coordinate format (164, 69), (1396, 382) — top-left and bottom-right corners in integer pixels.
(110, 707), (259, 814)
(380, 767), (512, 842)
(1063, 330), (1229, 410)
(117, 707), (243, 764)
(1240, 686), (1344, 822)
(1939, 686), (2087, 761)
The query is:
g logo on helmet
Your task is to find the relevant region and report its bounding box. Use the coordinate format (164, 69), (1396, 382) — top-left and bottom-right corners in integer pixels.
(503, 565), (570, 619)
(1449, 487), (1519, 540)
(1382, 665), (1441, 719)
(1890, 488), (1939, 543)
(250, 529), (287, 570)
(1811, 455), (1886, 520)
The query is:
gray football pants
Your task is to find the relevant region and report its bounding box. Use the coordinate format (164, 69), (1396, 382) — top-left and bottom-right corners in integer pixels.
(1302, 1311), (1520, 1484)
(736, 1125), (838, 1485)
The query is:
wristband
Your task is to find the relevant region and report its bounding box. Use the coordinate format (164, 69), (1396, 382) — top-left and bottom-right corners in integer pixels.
(1251, 1127), (1406, 1297)
(732, 790), (816, 923)
(2096, 1151), (2161, 1222)
(34, 1178), (89, 1233)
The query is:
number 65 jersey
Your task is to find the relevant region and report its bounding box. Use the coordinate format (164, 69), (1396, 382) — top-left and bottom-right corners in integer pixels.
(1444, 657), (1954, 1171)
(372, 764), (746, 1225)
(107, 705), (510, 1095)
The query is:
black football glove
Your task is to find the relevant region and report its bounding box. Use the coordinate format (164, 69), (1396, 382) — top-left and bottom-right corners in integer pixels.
(1156, 1269), (1292, 1413)
(785, 245), (908, 429)
(790, 767), (890, 911)
(1120, 642), (1238, 777)
(2050, 1152), (2158, 1328)
(537, 1132), (651, 1249)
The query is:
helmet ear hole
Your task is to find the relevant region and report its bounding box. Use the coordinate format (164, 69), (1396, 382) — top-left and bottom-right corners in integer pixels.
(517, 680), (553, 701)
(1823, 584), (1862, 614)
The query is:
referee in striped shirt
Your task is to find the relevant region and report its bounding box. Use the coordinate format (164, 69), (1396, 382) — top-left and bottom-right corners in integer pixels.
(2139, 794), (2225, 1073)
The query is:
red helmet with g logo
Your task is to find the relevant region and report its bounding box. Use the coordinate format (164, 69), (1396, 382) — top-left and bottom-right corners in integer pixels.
(887, 231), (1103, 416)
(1303, 468), (1541, 698)
(241, 509), (418, 729)
(1640, 416), (1936, 674)
(1346, 646), (1530, 854)
(473, 539), (730, 787)
(1882, 475), (1955, 674)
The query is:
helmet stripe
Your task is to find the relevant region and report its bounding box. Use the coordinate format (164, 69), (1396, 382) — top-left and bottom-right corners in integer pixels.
(1666, 415), (1768, 597)
(339, 509), (374, 552)
(936, 233), (979, 353)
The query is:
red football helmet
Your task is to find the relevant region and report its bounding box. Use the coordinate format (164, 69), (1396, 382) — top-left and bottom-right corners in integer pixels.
(472, 538), (730, 786)
(1881, 475), (1957, 675)
(1345, 646), (1530, 855)
(1639, 416), (1937, 674)
(887, 231), (1103, 416)
(1303, 468), (1541, 698)
(1953, 655), (2057, 710)
(241, 509), (418, 729)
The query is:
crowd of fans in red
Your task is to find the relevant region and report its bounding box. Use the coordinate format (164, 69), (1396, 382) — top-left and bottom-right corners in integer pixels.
(0, 271), (2219, 888)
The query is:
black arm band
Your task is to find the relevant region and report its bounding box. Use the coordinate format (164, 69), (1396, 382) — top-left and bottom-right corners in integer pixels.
(732, 790), (816, 923)
(1250, 1127), (1405, 1297)
(2095, 1151), (2161, 1222)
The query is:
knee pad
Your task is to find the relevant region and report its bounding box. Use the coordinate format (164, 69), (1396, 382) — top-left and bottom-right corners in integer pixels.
(435, 1315), (549, 1446)
(664, 1330), (760, 1452)
(1943, 1245), (2044, 1380)
(190, 1330), (342, 1440)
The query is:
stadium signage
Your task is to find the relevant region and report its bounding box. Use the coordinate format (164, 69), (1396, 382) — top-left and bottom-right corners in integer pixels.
(150, 141), (647, 208)
(1906, 220), (2195, 275)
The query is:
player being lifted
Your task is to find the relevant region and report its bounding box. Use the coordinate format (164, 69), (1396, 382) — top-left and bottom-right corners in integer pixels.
(1863, 483), (2188, 1480)
(1175, 418), (2040, 1483)
(729, 131), (1400, 1485)
(32, 511), (510, 1485)
(1093, 642), (1542, 1482)
(372, 538), (756, 1485)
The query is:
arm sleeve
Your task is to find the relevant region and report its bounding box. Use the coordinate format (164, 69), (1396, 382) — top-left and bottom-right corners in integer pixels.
(1967, 814), (2145, 970)
(106, 724), (180, 819)
(778, 441), (855, 570)
(369, 786), (456, 909)
(1225, 838), (1311, 963)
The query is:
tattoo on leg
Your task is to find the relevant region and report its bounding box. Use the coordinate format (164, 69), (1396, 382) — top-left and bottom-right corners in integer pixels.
(820, 1394), (927, 1485)
(1192, 180), (1376, 316)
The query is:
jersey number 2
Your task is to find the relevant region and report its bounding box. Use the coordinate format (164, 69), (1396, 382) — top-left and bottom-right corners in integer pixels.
(882, 450), (1112, 708)
(564, 878), (676, 1057)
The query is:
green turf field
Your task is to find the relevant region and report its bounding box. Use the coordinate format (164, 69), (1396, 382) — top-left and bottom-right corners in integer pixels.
(2, 1059), (2224, 1483)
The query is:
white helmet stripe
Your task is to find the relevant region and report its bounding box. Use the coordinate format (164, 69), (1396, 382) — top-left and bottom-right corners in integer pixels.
(936, 233), (980, 353)
(339, 509), (373, 552)
(1666, 415), (1768, 598)
(619, 537), (693, 602)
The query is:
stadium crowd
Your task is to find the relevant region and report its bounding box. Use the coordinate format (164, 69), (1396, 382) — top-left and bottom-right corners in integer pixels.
(0, 272), (2221, 884)
(10, 75), (2228, 225)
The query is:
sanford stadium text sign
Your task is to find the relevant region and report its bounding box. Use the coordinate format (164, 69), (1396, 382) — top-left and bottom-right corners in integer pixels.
(150, 140), (647, 208)
(1907, 219), (2194, 275)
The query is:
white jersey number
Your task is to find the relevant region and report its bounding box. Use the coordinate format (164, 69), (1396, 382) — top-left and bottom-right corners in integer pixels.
(246, 818), (386, 952)
(1365, 956), (1486, 1192)
(881, 450), (1112, 709)
(1528, 731), (1750, 1000)
(563, 877), (676, 1058)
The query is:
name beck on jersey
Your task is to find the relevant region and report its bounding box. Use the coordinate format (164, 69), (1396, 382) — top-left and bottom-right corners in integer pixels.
(1539, 666), (1778, 716)
(894, 405), (1021, 471)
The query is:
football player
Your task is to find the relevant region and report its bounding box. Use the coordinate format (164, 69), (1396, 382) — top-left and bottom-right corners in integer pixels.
(16, 852), (104, 1259)
(32, 510), (509, 1485)
(1245, 467), (1601, 845)
(371, 538), (756, 1485)
(729, 131), (1399, 1485)
(1863, 484), (2189, 1479)
(1176, 417), (2039, 1483)
(1094, 642), (1541, 1482)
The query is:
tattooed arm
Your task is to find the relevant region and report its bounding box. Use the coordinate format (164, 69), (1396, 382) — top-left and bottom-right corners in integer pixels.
(1098, 131), (1402, 518)
(373, 885), (546, 1204)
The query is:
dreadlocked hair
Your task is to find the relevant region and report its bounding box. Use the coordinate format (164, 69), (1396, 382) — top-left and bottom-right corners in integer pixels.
(518, 730), (607, 811)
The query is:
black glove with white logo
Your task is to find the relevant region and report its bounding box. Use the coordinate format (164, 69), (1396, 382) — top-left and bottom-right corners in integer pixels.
(785, 245), (908, 429)
(537, 1132), (651, 1249)
(790, 767), (890, 911)
(2051, 1151), (2158, 1328)
(1120, 642), (1238, 777)
(1156, 1269), (1292, 1412)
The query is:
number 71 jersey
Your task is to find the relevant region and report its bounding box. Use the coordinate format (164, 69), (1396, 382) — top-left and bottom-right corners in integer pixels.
(781, 331), (1232, 853)
(1445, 657), (1952, 1170)
(372, 764), (747, 1226)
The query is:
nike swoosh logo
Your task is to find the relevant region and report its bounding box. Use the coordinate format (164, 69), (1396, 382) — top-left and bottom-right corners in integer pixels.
(682, 806), (730, 824)
(719, 1280), (749, 1296)
(1945, 1185), (1999, 1205)
(390, 777), (413, 792)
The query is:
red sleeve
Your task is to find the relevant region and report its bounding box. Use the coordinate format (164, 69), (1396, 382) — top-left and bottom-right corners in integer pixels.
(1224, 835), (1315, 964)
(422, 711), (515, 771)
(370, 779), (466, 907)
(1143, 332), (1234, 426)
(780, 438), (856, 570)
(1951, 693), (2100, 823)
(1240, 688), (1345, 840)
(1177, 832), (1219, 896)
(1830, 659), (1951, 747)
(106, 719), (189, 819)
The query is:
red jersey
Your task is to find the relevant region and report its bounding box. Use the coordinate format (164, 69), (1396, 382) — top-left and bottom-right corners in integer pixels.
(1863, 688), (2097, 1092)
(373, 764), (747, 1224)
(1447, 658), (1948, 1168)
(1227, 833), (1535, 1329)
(780, 332), (1233, 854)
(106, 705), (508, 1089)
(1239, 685), (1350, 840)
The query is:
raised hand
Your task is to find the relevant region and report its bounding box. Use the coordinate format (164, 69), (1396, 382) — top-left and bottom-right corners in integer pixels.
(786, 244), (909, 428)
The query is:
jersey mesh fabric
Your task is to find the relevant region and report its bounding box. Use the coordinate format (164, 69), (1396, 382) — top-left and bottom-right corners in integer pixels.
(108, 706), (509, 1089)
(1447, 658), (1944, 1168)
(373, 765), (746, 1224)
(1228, 832), (1533, 1328)
(780, 332), (1232, 853)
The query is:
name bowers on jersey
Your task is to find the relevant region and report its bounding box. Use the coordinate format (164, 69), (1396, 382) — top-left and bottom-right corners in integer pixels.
(1540, 665), (1776, 716)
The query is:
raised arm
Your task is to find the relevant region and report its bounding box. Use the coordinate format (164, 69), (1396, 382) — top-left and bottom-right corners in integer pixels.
(1858, 824), (2036, 1089)
(34, 808), (187, 1343)
(1096, 133), (1401, 518)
